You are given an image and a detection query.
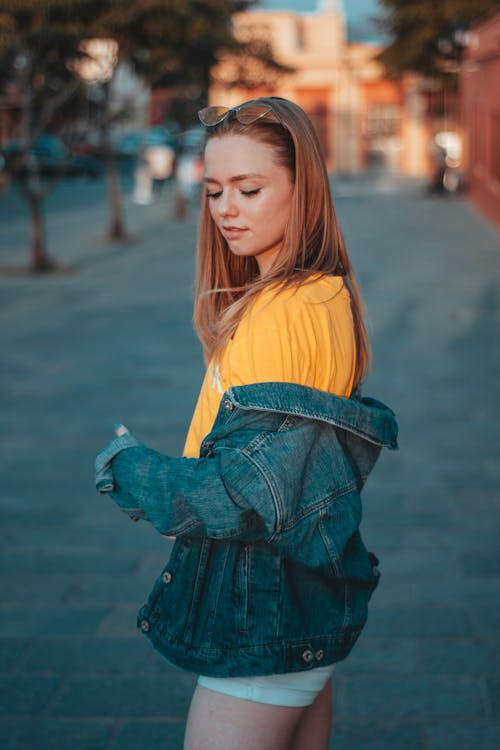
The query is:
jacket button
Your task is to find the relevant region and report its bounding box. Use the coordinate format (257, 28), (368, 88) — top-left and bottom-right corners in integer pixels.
(302, 649), (314, 663)
(224, 400), (234, 411)
(316, 649), (324, 661)
(162, 571), (172, 585)
(139, 619), (151, 633)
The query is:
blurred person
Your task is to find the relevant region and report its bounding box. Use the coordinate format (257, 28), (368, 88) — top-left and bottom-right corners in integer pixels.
(173, 150), (204, 219)
(95, 97), (398, 749)
(429, 131), (463, 194)
(133, 142), (175, 205)
(145, 142), (175, 196)
(132, 146), (153, 205)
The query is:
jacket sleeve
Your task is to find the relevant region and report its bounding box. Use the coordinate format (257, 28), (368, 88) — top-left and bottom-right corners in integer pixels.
(95, 437), (276, 540)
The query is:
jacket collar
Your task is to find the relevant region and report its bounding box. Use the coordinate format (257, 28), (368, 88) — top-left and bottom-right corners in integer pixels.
(225, 382), (398, 449)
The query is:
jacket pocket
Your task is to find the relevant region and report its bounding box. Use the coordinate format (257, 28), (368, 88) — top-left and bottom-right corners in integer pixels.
(234, 544), (253, 632)
(318, 512), (346, 578)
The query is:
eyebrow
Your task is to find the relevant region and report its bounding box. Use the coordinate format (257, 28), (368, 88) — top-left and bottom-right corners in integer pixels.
(203, 173), (266, 184)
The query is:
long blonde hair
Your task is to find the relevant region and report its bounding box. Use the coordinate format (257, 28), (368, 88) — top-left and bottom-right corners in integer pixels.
(193, 96), (370, 388)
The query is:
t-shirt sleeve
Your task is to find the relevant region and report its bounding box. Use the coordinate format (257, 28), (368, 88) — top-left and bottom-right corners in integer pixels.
(224, 283), (356, 397)
(225, 290), (323, 388)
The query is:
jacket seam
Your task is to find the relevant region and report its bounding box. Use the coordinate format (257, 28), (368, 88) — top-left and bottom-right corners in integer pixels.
(172, 518), (204, 536)
(277, 482), (359, 532)
(207, 544), (230, 645)
(240, 450), (283, 537)
(318, 516), (344, 578)
(228, 399), (390, 446)
(184, 538), (211, 641)
(146, 621), (359, 652)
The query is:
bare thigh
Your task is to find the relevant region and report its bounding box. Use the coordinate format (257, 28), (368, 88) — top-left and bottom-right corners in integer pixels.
(183, 684), (305, 750)
(290, 677), (332, 750)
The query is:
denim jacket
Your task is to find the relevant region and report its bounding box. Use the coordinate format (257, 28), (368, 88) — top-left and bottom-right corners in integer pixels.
(95, 382), (398, 677)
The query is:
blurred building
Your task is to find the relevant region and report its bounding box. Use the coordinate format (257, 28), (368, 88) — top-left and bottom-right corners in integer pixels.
(209, 0), (433, 177)
(460, 12), (500, 225)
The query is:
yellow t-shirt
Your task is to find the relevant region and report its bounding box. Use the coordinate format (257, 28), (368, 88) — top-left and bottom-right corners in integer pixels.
(183, 274), (356, 458)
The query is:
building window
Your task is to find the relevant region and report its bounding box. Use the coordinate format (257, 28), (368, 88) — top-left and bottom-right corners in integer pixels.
(296, 20), (304, 50)
(367, 104), (400, 139)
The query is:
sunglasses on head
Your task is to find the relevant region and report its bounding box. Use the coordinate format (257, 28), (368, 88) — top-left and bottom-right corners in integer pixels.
(198, 100), (282, 128)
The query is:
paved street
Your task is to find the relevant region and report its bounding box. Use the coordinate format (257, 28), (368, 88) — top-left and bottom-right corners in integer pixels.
(1, 171), (499, 750)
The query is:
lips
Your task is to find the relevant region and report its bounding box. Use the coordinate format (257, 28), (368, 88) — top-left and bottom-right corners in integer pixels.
(222, 226), (247, 238)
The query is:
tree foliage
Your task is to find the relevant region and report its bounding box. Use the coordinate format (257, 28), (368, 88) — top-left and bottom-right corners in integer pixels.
(376, 0), (500, 83)
(0, 1), (104, 138)
(0, 1), (109, 270)
(0, 0), (283, 270)
(0, 0), (275, 136)
(93, 0), (276, 91)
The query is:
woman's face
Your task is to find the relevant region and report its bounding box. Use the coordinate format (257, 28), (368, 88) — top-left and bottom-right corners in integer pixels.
(204, 134), (294, 276)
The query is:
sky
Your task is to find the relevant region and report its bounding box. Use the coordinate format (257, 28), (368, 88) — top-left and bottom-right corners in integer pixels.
(259, 0), (383, 41)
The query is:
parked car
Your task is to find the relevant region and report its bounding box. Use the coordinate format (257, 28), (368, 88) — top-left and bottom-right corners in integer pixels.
(113, 126), (177, 158)
(1, 134), (102, 179)
(178, 125), (206, 155)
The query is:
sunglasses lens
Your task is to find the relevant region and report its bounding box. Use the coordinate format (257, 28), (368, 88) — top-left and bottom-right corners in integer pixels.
(198, 106), (230, 126)
(198, 102), (280, 128)
(236, 103), (273, 124)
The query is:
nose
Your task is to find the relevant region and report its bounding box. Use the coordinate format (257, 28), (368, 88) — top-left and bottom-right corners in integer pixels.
(217, 189), (238, 218)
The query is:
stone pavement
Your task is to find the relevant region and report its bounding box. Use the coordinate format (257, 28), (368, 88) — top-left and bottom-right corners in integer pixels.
(0, 172), (499, 749)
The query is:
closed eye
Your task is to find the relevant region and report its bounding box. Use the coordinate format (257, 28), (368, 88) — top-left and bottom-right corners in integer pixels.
(241, 188), (261, 196)
(206, 190), (222, 199)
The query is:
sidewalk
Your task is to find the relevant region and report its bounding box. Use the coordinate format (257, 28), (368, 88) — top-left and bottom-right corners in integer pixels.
(1, 174), (499, 749)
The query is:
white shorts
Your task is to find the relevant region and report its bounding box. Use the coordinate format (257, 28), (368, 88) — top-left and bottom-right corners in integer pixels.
(197, 665), (334, 707)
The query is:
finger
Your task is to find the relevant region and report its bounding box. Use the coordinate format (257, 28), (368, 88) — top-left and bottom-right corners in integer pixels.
(114, 423), (130, 437)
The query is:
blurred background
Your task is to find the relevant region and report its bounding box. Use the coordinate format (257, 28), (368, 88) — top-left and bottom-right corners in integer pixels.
(1, 2), (499, 749)
(0, 0), (498, 272)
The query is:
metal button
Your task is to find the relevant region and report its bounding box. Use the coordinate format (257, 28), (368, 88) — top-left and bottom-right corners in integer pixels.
(162, 571), (172, 585)
(316, 649), (324, 661)
(224, 400), (234, 411)
(302, 649), (314, 663)
(139, 619), (151, 633)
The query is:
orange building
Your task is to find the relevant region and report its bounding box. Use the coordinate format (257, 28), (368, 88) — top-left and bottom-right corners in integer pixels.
(461, 13), (500, 225)
(209, 1), (431, 177)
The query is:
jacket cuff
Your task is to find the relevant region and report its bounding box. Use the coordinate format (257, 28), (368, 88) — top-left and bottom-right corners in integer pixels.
(95, 432), (140, 493)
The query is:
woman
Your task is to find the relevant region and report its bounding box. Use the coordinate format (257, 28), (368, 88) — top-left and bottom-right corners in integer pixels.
(95, 97), (398, 749)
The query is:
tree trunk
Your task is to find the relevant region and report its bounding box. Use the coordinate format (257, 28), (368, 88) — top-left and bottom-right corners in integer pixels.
(28, 190), (55, 273)
(106, 156), (127, 241)
(98, 77), (128, 243)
